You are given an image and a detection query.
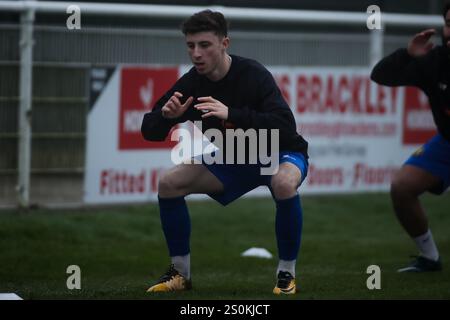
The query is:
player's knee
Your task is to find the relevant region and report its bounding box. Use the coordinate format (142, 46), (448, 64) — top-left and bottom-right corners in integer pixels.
(271, 174), (298, 200)
(158, 171), (184, 196)
(158, 173), (173, 195)
(390, 174), (416, 199)
(391, 175), (405, 197)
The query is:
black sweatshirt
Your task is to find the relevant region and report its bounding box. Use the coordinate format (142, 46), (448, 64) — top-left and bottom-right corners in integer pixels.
(371, 46), (450, 142)
(141, 55), (308, 158)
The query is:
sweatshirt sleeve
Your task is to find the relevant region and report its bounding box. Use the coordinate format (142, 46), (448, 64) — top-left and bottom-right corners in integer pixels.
(227, 69), (296, 133)
(370, 48), (427, 89)
(141, 74), (193, 142)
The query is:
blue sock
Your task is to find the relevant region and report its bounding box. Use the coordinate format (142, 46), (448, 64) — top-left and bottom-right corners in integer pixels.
(275, 194), (303, 261)
(158, 196), (191, 257)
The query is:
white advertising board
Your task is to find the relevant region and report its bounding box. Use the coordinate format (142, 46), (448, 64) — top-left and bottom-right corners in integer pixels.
(84, 65), (436, 203)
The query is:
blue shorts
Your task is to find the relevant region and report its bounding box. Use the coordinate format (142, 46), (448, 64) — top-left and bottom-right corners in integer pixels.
(198, 151), (309, 206)
(404, 134), (450, 194)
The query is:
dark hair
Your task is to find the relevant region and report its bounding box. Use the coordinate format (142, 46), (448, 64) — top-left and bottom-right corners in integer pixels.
(182, 10), (228, 37)
(444, 2), (450, 18)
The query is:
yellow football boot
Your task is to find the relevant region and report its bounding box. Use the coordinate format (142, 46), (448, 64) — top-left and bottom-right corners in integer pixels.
(273, 271), (296, 295)
(147, 264), (192, 292)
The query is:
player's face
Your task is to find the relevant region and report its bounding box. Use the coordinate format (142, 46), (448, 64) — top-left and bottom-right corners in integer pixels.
(443, 10), (450, 48)
(186, 31), (229, 78)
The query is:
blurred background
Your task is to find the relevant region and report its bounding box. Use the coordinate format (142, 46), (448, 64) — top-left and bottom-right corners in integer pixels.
(0, 0), (446, 207)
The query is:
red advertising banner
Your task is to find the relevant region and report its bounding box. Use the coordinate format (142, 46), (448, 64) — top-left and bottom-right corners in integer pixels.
(119, 67), (179, 150)
(402, 87), (437, 145)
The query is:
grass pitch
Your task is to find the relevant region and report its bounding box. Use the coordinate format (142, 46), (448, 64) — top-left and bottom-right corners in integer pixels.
(0, 193), (449, 300)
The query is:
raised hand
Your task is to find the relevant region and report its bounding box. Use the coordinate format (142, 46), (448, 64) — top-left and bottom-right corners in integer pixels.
(194, 96), (229, 120)
(407, 29), (436, 57)
(161, 91), (193, 119)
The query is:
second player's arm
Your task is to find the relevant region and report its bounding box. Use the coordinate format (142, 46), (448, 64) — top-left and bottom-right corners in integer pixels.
(371, 29), (434, 87)
(370, 49), (426, 87)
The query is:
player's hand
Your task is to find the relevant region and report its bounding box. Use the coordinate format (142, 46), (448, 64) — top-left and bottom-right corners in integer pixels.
(407, 29), (435, 57)
(161, 92), (193, 119)
(194, 96), (229, 120)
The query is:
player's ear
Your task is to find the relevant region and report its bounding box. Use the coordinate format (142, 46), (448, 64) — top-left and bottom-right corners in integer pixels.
(221, 36), (230, 49)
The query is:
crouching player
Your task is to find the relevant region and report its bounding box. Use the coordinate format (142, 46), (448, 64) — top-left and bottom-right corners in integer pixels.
(141, 10), (309, 294)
